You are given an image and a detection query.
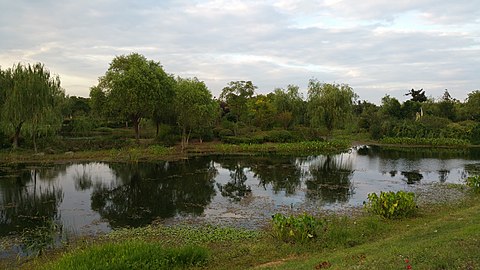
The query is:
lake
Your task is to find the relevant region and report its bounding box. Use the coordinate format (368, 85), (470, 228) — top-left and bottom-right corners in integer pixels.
(1, 145), (480, 238)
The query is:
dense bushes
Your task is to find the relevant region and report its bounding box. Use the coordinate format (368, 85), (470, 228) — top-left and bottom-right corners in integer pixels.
(380, 137), (470, 147)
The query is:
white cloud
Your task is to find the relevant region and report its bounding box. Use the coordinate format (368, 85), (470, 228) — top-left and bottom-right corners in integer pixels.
(0, 0), (479, 103)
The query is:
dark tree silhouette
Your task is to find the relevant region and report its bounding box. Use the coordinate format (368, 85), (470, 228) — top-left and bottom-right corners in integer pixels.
(405, 88), (427, 102)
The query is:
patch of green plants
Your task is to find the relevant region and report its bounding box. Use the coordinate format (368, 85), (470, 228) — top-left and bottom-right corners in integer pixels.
(364, 191), (417, 219)
(380, 137), (469, 147)
(43, 241), (209, 270)
(106, 224), (261, 246)
(272, 213), (324, 243)
(20, 218), (62, 257)
(466, 175), (480, 192)
(215, 140), (350, 154)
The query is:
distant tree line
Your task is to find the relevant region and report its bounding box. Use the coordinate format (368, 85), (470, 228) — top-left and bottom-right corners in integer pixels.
(1, 52), (480, 151)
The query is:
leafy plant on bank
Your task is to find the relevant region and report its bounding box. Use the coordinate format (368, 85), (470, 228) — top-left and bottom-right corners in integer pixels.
(272, 213), (324, 243)
(466, 175), (480, 192)
(364, 191), (417, 219)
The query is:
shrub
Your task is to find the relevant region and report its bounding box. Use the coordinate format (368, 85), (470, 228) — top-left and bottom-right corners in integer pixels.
(272, 213), (324, 243)
(466, 175), (480, 192)
(264, 130), (297, 143)
(364, 191), (417, 219)
(471, 124), (480, 145)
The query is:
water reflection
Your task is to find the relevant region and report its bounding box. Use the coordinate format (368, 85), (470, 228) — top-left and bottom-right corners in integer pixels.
(91, 159), (217, 228)
(305, 155), (354, 203)
(0, 146), (479, 239)
(214, 159), (251, 202)
(249, 156), (302, 196)
(0, 165), (63, 236)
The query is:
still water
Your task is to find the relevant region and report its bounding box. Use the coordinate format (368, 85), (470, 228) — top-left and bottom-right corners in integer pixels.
(1, 146), (480, 237)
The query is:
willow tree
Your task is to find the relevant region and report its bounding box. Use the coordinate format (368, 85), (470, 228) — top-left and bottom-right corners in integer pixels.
(97, 53), (175, 141)
(307, 80), (356, 138)
(175, 77), (218, 150)
(1, 63), (64, 151)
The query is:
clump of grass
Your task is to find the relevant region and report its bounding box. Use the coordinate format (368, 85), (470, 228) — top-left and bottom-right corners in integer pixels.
(43, 241), (209, 270)
(380, 137), (469, 147)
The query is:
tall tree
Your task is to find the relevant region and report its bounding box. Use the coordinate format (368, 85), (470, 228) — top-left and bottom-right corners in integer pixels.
(219, 81), (256, 124)
(307, 80), (356, 137)
(272, 85), (305, 127)
(97, 53), (175, 140)
(1, 63), (64, 150)
(174, 77), (218, 150)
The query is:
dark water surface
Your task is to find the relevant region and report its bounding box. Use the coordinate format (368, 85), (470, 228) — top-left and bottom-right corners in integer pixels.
(1, 146), (480, 237)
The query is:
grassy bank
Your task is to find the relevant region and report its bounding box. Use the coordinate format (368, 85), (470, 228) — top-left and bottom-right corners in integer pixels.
(0, 140), (351, 164)
(13, 187), (480, 270)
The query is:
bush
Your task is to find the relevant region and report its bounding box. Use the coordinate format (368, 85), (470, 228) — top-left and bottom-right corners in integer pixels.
(466, 175), (480, 192)
(364, 191), (417, 219)
(471, 124), (480, 145)
(272, 213), (324, 243)
(264, 130), (297, 143)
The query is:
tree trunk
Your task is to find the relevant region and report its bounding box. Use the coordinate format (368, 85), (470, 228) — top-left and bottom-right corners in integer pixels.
(156, 122), (160, 137)
(12, 123), (23, 149)
(133, 116), (140, 142)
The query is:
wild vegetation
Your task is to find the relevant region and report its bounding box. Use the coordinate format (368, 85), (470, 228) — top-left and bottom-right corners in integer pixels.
(1, 53), (480, 155)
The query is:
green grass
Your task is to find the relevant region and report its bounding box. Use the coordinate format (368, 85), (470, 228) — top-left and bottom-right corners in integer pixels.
(42, 241), (208, 270)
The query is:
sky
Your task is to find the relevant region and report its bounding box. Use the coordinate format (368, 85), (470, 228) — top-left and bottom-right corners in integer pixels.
(1, 0), (479, 104)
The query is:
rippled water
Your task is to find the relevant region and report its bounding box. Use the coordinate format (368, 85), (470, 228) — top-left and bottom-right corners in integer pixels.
(1, 146), (480, 237)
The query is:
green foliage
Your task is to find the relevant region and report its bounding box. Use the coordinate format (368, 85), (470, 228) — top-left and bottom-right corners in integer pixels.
(471, 123), (480, 145)
(380, 137), (469, 146)
(220, 80), (256, 123)
(307, 80), (356, 135)
(97, 53), (175, 140)
(1, 63), (64, 150)
(364, 191), (417, 219)
(175, 77), (219, 149)
(215, 140), (350, 154)
(272, 213), (324, 243)
(44, 241), (209, 270)
(466, 175), (480, 192)
(264, 130), (297, 143)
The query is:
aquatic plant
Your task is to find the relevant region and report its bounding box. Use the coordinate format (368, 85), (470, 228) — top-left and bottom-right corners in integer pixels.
(364, 191), (417, 219)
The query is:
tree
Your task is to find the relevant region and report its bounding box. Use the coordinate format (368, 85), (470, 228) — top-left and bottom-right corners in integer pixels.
(219, 81), (256, 124)
(405, 88), (427, 103)
(272, 85), (305, 127)
(380, 95), (402, 119)
(1, 63), (64, 150)
(464, 90), (480, 121)
(307, 80), (356, 137)
(174, 77), (218, 150)
(97, 53), (175, 141)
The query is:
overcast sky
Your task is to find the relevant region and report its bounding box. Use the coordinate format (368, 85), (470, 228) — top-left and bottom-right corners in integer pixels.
(1, 0), (479, 103)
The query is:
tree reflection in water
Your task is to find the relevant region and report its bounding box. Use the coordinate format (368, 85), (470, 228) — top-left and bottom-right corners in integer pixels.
(0, 165), (63, 236)
(401, 171), (423, 184)
(90, 158), (217, 228)
(214, 158), (251, 202)
(305, 155), (354, 203)
(248, 156), (302, 196)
